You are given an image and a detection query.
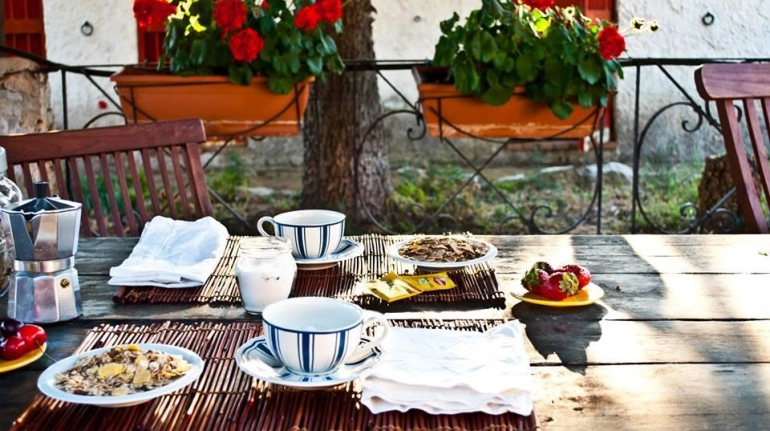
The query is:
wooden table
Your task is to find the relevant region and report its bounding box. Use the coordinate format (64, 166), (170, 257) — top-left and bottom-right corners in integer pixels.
(2, 235), (769, 431)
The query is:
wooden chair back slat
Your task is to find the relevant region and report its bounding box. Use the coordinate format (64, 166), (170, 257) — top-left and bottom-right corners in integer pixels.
(169, 145), (193, 219)
(744, 100), (770, 212)
(35, 161), (49, 183)
(82, 156), (109, 237)
(52, 159), (69, 200)
(184, 142), (212, 217)
(99, 153), (125, 238)
(155, 146), (179, 220)
(113, 152), (139, 236)
(139, 148), (163, 218)
(126, 150), (151, 230)
(0, 119), (212, 237)
(696, 63), (770, 233)
(67, 158), (92, 237)
(20, 163), (34, 198)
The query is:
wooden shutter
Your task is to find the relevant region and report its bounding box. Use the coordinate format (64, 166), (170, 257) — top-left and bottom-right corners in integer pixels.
(3, 0), (46, 58)
(554, 0), (615, 21)
(137, 23), (165, 63)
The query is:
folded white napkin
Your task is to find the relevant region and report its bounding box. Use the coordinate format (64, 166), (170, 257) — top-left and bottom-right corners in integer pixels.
(360, 321), (534, 416)
(108, 216), (229, 288)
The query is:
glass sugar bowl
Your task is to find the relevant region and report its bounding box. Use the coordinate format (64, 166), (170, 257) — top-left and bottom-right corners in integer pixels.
(0, 147), (21, 297)
(235, 237), (297, 315)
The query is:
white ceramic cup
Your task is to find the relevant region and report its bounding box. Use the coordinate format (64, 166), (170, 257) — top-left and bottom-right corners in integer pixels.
(262, 297), (389, 375)
(257, 210), (345, 259)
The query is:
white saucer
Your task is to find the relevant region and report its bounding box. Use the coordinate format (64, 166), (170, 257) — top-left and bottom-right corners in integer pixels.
(294, 238), (365, 271)
(235, 335), (381, 389)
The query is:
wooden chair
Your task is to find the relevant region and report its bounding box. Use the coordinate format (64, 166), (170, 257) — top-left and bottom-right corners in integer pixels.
(0, 119), (214, 237)
(695, 63), (770, 233)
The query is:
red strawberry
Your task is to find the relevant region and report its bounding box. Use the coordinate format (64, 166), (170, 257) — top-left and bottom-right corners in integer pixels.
(540, 271), (579, 300)
(531, 261), (554, 274)
(521, 268), (549, 295)
(555, 264), (591, 289)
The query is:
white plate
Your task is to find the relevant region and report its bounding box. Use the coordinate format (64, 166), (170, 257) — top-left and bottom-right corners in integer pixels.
(386, 236), (498, 270)
(37, 343), (204, 408)
(235, 335), (381, 389)
(294, 238), (365, 271)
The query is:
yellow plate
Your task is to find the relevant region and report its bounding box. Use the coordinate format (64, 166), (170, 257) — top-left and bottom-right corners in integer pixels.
(511, 283), (604, 307)
(0, 342), (47, 373)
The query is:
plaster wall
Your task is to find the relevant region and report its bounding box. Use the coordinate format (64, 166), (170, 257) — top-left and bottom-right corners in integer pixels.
(43, 0), (137, 130)
(615, 0), (770, 162)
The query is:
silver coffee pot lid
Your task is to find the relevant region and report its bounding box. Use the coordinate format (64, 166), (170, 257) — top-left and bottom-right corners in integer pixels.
(2, 182), (82, 261)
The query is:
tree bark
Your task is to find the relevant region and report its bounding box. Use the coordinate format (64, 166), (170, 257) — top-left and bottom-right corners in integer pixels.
(301, 0), (390, 230)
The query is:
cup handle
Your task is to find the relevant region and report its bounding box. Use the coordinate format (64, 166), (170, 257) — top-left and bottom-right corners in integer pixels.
(256, 216), (276, 237)
(347, 312), (389, 364)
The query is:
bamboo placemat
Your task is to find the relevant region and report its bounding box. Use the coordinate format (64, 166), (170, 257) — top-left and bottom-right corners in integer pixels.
(113, 235), (506, 312)
(11, 320), (537, 431)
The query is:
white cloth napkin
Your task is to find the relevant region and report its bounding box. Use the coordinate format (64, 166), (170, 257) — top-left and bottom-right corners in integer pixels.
(360, 321), (534, 416)
(108, 216), (229, 288)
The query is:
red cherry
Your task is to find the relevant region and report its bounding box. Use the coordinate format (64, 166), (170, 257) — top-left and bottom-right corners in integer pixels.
(18, 325), (46, 351)
(1, 336), (28, 361)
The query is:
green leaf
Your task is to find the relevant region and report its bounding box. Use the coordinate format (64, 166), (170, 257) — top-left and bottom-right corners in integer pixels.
(578, 92), (593, 108)
(515, 54), (536, 82)
(577, 55), (602, 85)
(306, 57), (323, 76)
(440, 12), (460, 34)
(433, 36), (458, 67)
(288, 52), (301, 74)
(550, 99), (573, 119)
(228, 64), (252, 86)
(190, 39), (206, 66)
(452, 53), (481, 94)
(493, 52), (515, 73)
(482, 69), (514, 106)
(477, 31), (498, 62)
(268, 75), (294, 94)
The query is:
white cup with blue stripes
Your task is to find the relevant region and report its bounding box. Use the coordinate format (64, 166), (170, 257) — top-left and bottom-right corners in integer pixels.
(262, 297), (389, 376)
(257, 210), (345, 259)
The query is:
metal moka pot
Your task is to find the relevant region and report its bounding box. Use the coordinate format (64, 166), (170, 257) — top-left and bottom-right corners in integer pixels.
(2, 182), (83, 323)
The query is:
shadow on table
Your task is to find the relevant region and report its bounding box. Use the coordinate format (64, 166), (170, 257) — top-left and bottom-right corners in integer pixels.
(511, 302), (607, 375)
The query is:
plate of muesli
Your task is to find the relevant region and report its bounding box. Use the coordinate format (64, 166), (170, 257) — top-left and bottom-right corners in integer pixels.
(386, 236), (497, 271)
(37, 343), (203, 407)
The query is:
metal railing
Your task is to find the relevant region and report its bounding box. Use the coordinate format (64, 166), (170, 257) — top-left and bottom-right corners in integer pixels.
(2, 45), (768, 234)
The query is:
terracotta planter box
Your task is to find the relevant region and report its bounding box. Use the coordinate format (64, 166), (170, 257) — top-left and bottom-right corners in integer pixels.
(413, 67), (601, 139)
(110, 67), (313, 138)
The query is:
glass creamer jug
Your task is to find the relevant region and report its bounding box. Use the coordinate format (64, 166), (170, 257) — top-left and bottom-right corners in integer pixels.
(235, 237), (297, 315)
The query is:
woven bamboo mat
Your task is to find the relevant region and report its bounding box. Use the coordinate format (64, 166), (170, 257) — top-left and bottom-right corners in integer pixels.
(11, 320), (537, 431)
(112, 235), (506, 312)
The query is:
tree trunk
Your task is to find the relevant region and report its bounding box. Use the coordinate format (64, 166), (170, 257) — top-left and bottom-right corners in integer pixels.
(301, 0), (390, 231)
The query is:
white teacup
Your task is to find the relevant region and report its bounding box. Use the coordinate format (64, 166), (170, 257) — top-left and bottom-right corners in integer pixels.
(257, 210), (345, 259)
(262, 297), (388, 375)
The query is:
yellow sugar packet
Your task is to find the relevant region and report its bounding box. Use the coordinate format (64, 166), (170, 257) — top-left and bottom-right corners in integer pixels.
(364, 279), (422, 303)
(382, 271), (457, 292)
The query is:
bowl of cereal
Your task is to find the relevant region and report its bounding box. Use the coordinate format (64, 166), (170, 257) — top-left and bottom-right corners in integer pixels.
(386, 236), (497, 271)
(37, 343), (203, 407)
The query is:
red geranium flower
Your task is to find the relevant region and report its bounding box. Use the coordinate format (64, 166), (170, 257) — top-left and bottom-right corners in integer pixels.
(597, 26), (626, 60)
(214, 0), (248, 33)
(228, 28), (264, 62)
(133, 0), (176, 28)
(317, 0), (342, 23)
(295, 5), (321, 31)
(261, 0), (269, 10)
(518, 0), (556, 11)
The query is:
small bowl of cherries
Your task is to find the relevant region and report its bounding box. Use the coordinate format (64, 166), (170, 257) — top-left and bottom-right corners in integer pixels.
(0, 318), (47, 368)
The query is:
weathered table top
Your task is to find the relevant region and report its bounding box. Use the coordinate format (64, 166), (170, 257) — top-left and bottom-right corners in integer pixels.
(2, 235), (769, 431)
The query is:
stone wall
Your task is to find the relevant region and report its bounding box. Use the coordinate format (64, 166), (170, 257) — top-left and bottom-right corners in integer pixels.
(0, 57), (52, 135)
